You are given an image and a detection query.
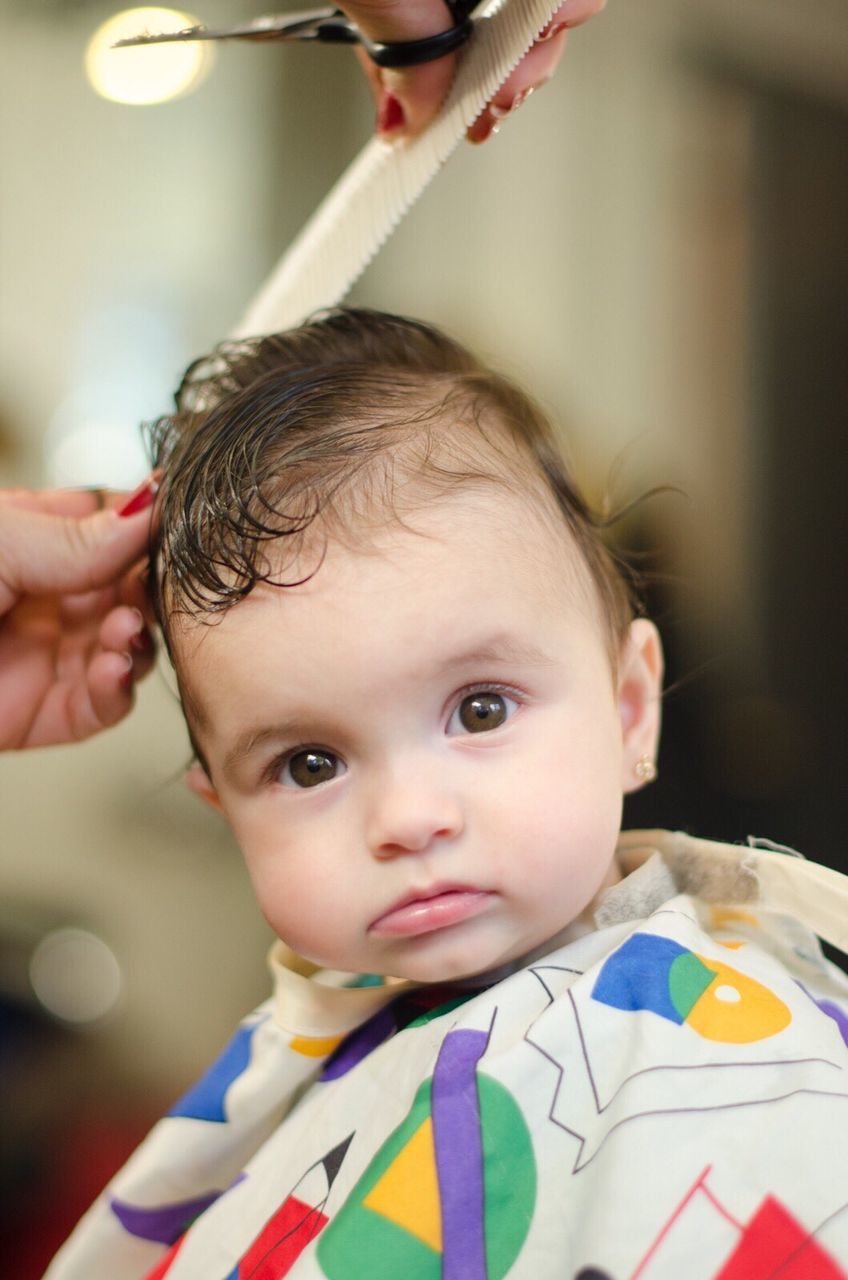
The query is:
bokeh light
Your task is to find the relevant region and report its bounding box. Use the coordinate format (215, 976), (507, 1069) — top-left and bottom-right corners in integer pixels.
(85, 7), (214, 106)
(29, 928), (123, 1025)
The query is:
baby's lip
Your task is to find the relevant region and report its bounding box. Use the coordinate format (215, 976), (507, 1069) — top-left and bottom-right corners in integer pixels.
(369, 883), (495, 938)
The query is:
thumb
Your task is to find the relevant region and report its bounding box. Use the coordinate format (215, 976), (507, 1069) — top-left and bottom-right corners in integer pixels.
(340, 1), (460, 136)
(0, 501), (152, 614)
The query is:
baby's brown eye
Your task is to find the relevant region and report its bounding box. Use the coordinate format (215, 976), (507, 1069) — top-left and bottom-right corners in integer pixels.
(455, 692), (509, 734)
(284, 750), (341, 788)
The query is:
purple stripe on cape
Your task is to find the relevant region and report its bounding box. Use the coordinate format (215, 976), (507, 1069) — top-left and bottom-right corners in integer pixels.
(432, 1027), (489, 1280)
(320, 1002), (397, 1080)
(110, 1189), (222, 1244)
(816, 997), (848, 1047)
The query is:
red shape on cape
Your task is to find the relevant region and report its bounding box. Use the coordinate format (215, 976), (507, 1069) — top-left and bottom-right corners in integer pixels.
(237, 1194), (329, 1279)
(716, 1195), (847, 1280)
(143, 1233), (187, 1280)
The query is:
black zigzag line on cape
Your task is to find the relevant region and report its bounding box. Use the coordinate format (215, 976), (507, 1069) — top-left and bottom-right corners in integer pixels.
(523, 961), (848, 1174)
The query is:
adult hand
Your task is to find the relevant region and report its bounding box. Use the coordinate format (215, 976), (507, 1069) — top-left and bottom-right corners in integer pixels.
(338, 0), (606, 142)
(0, 478), (158, 750)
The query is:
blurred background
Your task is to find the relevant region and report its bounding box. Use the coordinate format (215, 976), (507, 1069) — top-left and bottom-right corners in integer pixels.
(0, 0), (846, 1272)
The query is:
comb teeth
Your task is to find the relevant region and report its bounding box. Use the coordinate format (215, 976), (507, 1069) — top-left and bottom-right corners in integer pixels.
(232, 0), (562, 338)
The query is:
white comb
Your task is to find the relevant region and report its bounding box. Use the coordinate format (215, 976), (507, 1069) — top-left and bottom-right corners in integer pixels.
(232, 0), (562, 338)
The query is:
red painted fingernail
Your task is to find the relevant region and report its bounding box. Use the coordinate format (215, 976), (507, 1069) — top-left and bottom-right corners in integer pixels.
(538, 20), (569, 41)
(467, 113), (498, 145)
(117, 473), (160, 518)
(130, 628), (153, 655)
(119, 653), (134, 691)
(377, 91), (405, 135)
(490, 86), (534, 120)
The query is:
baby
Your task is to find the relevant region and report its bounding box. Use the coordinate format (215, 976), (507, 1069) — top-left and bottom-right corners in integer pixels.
(49, 310), (848, 1280)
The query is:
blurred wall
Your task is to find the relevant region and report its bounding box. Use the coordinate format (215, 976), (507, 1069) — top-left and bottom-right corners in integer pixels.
(1, 0), (847, 1109)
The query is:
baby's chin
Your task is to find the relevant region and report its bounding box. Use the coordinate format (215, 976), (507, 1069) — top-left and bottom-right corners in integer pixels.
(361, 939), (562, 989)
(381, 910), (612, 986)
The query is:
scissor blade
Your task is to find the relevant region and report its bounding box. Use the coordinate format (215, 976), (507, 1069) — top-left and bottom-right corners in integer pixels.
(113, 12), (333, 48)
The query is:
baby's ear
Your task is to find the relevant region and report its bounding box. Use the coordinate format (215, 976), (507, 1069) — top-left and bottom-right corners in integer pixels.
(617, 618), (664, 793)
(185, 762), (224, 813)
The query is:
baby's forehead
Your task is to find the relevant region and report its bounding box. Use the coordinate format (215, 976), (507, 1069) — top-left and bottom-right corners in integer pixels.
(281, 465), (588, 573)
(172, 484), (609, 739)
(177, 480), (602, 660)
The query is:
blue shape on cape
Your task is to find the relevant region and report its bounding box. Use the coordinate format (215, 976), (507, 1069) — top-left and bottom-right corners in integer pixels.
(168, 1022), (257, 1123)
(591, 933), (688, 1023)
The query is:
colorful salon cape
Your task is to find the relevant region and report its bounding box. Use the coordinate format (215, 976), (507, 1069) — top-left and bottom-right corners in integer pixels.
(46, 831), (848, 1280)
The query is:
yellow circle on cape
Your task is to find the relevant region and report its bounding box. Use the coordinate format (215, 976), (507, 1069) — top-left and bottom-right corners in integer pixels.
(687, 955), (791, 1043)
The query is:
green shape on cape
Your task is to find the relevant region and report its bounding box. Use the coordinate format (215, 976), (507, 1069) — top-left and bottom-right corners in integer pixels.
(406, 993), (476, 1029)
(317, 1073), (536, 1280)
(668, 950), (716, 1019)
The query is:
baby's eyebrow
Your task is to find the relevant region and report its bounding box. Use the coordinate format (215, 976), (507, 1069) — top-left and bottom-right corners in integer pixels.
(223, 720), (302, 777)
(432, 633), (557, 677)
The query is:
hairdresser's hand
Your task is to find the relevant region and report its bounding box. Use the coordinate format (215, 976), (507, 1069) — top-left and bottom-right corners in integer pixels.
(0, 479), (158, 750)
(340, 0), (605, 142)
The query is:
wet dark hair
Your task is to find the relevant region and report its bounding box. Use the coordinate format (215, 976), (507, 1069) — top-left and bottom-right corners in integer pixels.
(147, 308), (637, 660)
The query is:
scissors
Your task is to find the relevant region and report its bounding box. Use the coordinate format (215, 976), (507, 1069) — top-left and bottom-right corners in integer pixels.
(113, 3), (479, 69)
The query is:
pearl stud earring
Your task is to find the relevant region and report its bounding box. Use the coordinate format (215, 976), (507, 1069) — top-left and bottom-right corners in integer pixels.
(634, 755), (657, 783)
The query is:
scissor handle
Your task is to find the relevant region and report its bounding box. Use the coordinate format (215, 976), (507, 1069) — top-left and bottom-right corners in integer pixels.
(310, 8), (474, 68)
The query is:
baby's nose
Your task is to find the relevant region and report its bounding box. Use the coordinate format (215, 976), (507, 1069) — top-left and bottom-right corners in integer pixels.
(365, 772), (464, 859)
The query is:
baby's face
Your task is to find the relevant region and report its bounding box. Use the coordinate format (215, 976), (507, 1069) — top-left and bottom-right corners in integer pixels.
(176, 488), (661, 983)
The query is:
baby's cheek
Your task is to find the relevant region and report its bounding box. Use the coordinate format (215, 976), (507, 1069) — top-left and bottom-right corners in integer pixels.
(234, 832), (300, 925)
(504, 787), (599, 855)
(254, 877), (326, 956)
(506, 799), (620, 906)
(244, 861), (289, 930)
